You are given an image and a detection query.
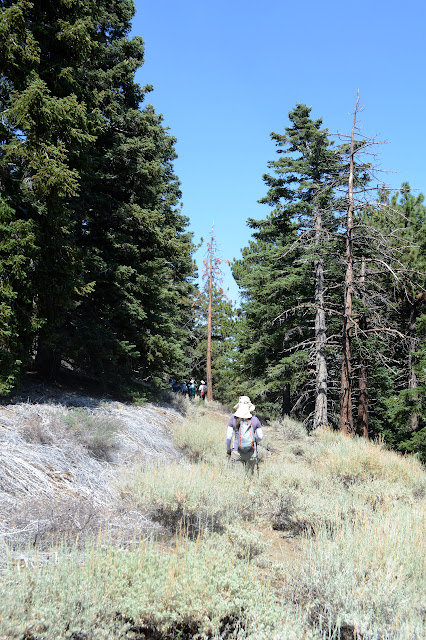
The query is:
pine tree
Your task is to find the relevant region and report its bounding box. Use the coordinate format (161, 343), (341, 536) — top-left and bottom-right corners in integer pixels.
(233, 105), (344, 423)
(0, 0), (98, 383)
(0, 0), (196, 391)
(372, 184), (426, 455)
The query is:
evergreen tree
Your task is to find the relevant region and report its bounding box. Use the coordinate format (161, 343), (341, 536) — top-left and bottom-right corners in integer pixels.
(371, 184), (426, 456)
(233, 105), (344, 423)
(0, 0), (196, 391)
(0, 0), (98, 383)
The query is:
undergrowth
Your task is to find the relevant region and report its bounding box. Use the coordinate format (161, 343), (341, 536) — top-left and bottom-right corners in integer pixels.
(1, 405), (424, 640)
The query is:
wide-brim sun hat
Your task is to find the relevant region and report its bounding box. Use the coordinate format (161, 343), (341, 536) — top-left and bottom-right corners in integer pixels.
(233, 395), (255, 419)
(200, 380), (206, 385)
(234, 405), (253, 419)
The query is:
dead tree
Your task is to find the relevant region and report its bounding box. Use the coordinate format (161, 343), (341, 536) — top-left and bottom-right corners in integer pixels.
(202, 226), (229, 402)
(339, 98), (358, 435)
(313, 204), (328, 429)
(356, 256), (369, 437)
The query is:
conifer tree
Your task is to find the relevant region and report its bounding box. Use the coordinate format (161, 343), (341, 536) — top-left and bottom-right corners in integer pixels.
(233, 105), (344, 423)
(0, 0), (98, 382)
(0, 0), (195, 391)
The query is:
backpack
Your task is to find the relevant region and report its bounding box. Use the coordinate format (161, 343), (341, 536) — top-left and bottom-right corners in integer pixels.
(238, 419), (256, 453)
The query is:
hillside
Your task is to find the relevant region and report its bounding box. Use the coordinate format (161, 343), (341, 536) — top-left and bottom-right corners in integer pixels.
(0, 389), (424, 640)
(0, 385), (187, 550)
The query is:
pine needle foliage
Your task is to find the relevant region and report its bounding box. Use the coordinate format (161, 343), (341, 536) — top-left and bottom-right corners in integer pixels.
(0, 0), (196, 391)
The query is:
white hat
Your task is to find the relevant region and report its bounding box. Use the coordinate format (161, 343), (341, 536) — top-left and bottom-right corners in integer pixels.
(233, 395), (255, 419)
(200, 380), (206, 385)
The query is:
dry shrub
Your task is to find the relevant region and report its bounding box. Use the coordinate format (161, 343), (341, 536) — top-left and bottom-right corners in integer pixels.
(269, 417), (308, 441)
(0, 494), (161, 553)
(17, 405), (122, 462)
(271, 491), (301, 533)
(62, 408), (121, 461)
(158, 390), (195, 417)
(18, 410), (67, 445)
(312, 428), (425, 486)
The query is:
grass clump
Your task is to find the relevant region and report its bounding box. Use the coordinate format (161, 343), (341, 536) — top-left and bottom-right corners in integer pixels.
(172, 413), (226, 462)
(118, 460), (258, 536)
(285, 505), (425, 639)
(62, 407), (121, 461)
(311, 427), (424, 486)
(269, 416), (308, 441)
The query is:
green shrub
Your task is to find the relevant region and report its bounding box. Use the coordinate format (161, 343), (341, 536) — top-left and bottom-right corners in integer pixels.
(118, 460), (260, 536)
(63, 408), (121, 460)
(0, 536), (308, 640)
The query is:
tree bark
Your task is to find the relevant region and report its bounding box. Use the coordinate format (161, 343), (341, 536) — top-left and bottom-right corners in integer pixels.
(206, 231), (213, 401)
(356, 256), (369, 438)
(339, 99), (358, 435)
(35, 341), (61, 380)
(314, 205), (328, 430)
(408, 301), (419, 431)
(282, 382), (291, 417)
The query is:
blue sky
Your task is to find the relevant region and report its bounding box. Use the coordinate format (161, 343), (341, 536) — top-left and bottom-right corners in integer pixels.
(131, 0), (426, 302)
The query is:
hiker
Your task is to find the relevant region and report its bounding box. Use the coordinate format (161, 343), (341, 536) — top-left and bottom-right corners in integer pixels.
(226, 396), (263, 473)
(188, 379), (197, 399)
(181, 381), (188, 396)
(171, 379), (181, 393)
(198, 380), (207, 400)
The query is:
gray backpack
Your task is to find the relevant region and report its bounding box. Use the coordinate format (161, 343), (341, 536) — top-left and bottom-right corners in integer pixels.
(238, 419), (256, 453)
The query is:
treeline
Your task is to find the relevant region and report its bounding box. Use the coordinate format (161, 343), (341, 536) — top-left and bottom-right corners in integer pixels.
(0, 3), (424, 459)
(227, 104), (425, 460)
(0, 0), (196, 394)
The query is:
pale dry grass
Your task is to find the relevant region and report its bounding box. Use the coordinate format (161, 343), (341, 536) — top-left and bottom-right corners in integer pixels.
(311, 427), (424, 486)
(0, 400), (425, 639)
(172, 413), (226, 461)
(283, 504), (425, 639)
(118, 458), (259, 536)
(0, 400), (183, 554)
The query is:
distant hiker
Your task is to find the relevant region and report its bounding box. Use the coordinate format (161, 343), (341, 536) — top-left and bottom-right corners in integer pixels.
(171, 379), (181, 393)
(181, 381), (188, 396)
(188, 379), (196, 399)
(198, 380), (207, 400)
(226, 396), (263, 474)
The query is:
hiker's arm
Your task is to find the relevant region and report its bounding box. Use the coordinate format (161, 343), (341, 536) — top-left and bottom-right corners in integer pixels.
(252, 417), (263, 442)
(226, 417), (235, 452)
(226, 424), (233, 452)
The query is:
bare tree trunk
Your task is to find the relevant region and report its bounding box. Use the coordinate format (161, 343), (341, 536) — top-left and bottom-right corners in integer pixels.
(314, 205), (328, 429)
(206, 231), (213, 401)
(408, 301), (419, 431)
(356, 256), (369, 438)
(339, 98), (358, 435)
(35, 340), (61, 380)
(282, 383), (291, 417)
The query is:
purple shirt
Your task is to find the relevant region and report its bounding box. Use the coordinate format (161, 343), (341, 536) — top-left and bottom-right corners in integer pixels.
(226, 415), (263, 451)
